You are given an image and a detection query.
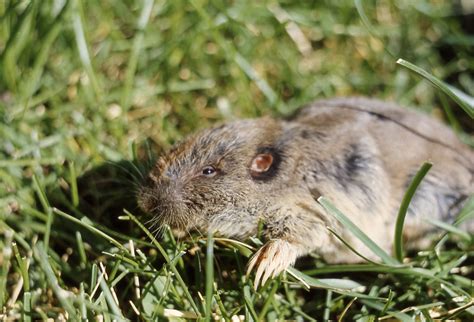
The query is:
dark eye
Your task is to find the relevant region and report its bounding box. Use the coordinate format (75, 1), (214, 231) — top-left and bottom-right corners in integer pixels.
(202, 166), (216, 177)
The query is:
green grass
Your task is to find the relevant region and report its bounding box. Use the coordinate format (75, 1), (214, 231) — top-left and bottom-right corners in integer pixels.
(1, 0), (473, 320)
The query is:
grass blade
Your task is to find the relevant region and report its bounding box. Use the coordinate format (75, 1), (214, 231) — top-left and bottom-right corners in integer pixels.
(394, 162), (432, 262)
(35, 242), (78, 319)
(0, 230), (13, 308)
(68, 161), (79, 207)
(32, 174), (54, 249)
(1, 2), (36, 91)
(258, 280), (279, 321)
(22, 291), (32, 322)
(213, 283), (230, 321)
(327, 227), (402, 267)
(13, 242), (30, 292)
(324, 290), (332, 321)
(75, 231), (87, 269)
(318, 196), (400, 266)
(426, 218), (472, 241)
(20, 1), (69, 104)
(455, 196), (474, 226)
(71, 0), (103, 102)
(52, 208), (127, 251)
(243, 285), (259, 321)
(338, 296), (357, 322)
(121, 0), (155, 110)
(98, 274), (126, 321)
(205, 231), (214, 322)
(90, 263), (98, 294)
(123, 210), (201, 315)
(79, 282), (87, 321)
(305, 264), (471, 296)
(360, 299), (412, 322)
(287, 268), (384, 300)
(397, 59), (474, 118)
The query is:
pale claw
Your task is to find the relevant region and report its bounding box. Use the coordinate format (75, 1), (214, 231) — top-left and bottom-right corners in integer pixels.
(246, 239), (298, 289)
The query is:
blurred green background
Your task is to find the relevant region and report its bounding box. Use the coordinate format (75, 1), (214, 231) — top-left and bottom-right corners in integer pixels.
(1, 0), (473, 320)
(1, 0), (473, 166)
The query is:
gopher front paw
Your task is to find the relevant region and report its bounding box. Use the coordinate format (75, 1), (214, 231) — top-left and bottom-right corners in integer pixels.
(246, 239), (298, 289)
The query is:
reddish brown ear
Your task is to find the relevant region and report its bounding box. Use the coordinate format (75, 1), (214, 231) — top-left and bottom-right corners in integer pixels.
(250, 153), (274, 174)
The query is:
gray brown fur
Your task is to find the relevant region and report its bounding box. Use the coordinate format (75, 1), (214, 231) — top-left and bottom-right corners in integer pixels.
(138, 97), (474, 286)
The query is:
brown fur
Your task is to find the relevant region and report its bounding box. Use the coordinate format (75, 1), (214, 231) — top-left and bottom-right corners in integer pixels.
(138, 97), (474, 287)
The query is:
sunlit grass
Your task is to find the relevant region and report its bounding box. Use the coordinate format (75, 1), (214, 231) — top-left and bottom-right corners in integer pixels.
(1, 0), (473, 320)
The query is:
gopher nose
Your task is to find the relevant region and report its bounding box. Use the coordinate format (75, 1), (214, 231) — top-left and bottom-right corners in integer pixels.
(147, 178), (184, 212)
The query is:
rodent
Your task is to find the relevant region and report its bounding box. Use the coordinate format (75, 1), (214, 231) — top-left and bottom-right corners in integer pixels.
(138, 97), (474, 288)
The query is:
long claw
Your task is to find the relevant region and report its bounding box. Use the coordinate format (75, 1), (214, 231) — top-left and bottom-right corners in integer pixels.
(254, 259), (265, 289)
(246, 239), (299, 290)
(261, 264), (274, 287)
(246, 252), (259, 277)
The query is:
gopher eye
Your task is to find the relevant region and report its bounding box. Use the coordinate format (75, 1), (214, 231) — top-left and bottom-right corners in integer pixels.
(202, 166), (216, 177)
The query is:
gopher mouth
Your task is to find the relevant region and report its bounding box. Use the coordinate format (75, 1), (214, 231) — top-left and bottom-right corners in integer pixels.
(146, 209), (202, 239)
(147, 212), (182, 230)
(138, 189), (206, 237)
(139, 195), (186, 233)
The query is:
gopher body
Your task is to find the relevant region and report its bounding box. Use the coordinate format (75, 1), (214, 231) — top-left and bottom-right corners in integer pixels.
(139, 97), (474, 287)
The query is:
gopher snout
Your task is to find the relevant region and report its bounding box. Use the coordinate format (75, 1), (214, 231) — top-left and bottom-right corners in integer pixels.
(138, 180), (187, 225)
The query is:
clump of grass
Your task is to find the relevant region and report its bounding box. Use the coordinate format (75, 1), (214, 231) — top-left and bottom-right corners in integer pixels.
(1, 0), (473, 320)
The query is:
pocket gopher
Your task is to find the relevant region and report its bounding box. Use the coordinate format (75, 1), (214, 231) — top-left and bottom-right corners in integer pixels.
(138, 97), (474, 287)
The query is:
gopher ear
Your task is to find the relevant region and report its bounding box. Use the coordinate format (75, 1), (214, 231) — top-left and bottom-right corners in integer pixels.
(250, 153), (274, 175)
